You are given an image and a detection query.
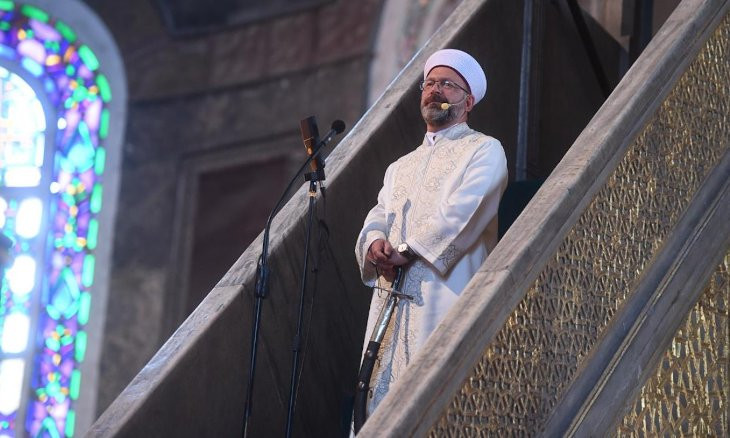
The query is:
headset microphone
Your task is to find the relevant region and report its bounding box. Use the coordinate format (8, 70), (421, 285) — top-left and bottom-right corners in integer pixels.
(440, 95), (467, 110)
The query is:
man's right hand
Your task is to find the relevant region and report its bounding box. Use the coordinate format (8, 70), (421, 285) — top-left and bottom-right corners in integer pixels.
(367, 239), (412, 281)
(367, 239), (393, 267)
(367, 239), (395, 280)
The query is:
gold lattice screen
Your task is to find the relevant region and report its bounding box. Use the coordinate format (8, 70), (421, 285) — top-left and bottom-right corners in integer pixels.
(429, 10), (730, 437)
(613, 253), (729, 437)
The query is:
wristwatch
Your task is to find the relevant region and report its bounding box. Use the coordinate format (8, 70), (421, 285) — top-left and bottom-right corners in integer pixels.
(397, 242), (417, 261)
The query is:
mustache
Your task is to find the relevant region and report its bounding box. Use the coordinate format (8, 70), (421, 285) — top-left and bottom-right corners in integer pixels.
(423, 95), (447, 106)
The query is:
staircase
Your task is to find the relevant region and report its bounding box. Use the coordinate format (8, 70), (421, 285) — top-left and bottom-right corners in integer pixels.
(90, 0), (729, 436)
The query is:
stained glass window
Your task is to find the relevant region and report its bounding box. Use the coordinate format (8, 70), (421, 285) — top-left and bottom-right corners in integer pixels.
(0, 2), (111, 436)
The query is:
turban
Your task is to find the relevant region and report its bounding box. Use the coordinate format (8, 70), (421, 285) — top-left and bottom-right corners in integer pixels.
(424, 49), (487, 105)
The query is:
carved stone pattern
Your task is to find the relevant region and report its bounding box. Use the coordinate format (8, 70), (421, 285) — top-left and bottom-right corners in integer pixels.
(430, 12), (730, 437)
(612, 252), (729, 437)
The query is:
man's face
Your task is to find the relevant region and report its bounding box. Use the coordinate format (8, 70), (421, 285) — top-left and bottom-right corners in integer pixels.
(420, 66), (473, 128)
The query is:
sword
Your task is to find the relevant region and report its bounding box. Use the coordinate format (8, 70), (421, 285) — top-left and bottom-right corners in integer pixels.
(353, 266), (408, 434)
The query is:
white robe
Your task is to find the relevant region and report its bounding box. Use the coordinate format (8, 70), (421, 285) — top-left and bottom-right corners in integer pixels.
(354, 122), (508, 414)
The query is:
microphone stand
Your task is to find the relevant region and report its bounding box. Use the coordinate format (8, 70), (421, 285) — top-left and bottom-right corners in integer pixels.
(243, 122), (343, 438)
(285, 166), (324, 438)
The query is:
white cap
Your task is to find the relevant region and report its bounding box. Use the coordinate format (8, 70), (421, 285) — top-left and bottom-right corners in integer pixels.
(423, 49), (487, 105)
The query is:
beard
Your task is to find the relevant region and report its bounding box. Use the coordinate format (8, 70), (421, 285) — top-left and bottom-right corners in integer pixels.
(421, 97), (458, 127)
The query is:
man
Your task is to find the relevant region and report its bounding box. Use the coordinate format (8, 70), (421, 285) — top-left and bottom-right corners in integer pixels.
(354, 49), (508, 413)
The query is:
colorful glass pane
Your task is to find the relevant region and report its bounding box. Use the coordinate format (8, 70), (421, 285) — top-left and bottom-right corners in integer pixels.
(0, 117), (41, 438)
(1, 197), (40, 337)
(0, 358), (24, 417)
(0, 4), (111, 436)
(0, 65), (46, 188)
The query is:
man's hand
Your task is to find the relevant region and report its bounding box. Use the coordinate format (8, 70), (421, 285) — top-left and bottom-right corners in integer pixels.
(367, 239), (393, 267)
(367, 239), (412, 281)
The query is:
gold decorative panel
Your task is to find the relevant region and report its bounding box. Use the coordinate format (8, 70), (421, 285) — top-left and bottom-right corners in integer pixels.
(614, 253), (729, 437)
(430, 11), (730, 437)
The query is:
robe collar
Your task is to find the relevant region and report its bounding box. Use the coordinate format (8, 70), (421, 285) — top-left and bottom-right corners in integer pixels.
(424, 122), (470, 146)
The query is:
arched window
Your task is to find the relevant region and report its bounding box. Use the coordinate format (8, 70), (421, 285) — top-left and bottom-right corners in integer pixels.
(0, 0), (125, 436)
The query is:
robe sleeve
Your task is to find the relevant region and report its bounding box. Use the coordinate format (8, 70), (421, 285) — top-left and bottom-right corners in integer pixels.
(354, 164), (394, 286)
(408, 138), (507, 275)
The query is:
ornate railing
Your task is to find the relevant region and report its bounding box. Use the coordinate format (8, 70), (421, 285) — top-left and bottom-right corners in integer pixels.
(614, 253), (728, 437)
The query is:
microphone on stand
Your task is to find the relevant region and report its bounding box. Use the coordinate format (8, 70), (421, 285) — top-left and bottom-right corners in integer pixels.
(303, 120), (346, 186)
(300, 118), (346, 182)
(285, 119), (346, 438)
(244, 117), (346, 438)
(300, 116), (324, 177)
(322, 120), (346, 143)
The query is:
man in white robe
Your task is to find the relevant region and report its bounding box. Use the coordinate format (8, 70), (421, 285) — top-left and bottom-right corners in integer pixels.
(354, 49), (508, 414)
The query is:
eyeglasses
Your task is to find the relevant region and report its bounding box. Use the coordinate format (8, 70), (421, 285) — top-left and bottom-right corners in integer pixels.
(419, 79), (469, 94)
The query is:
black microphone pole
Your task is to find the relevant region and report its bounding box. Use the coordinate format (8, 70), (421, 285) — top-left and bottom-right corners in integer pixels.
(243, 119), (345, 438)
(285, 116), (325, 438)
